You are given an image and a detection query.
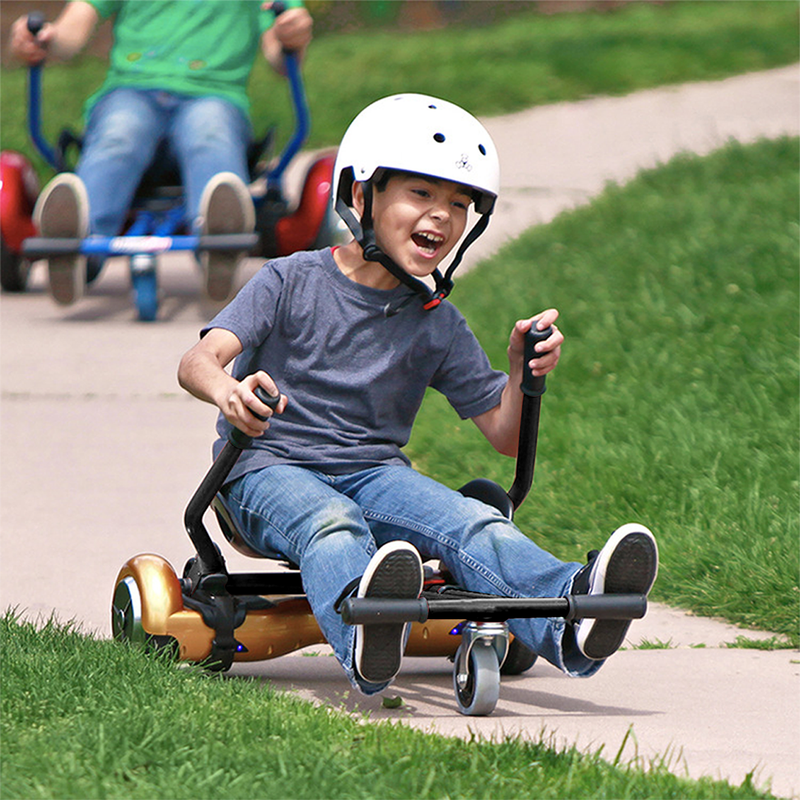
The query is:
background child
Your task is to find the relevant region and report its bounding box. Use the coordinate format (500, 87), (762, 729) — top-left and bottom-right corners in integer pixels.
(9, 0), (312, 304)
(178, 93), (658, 694)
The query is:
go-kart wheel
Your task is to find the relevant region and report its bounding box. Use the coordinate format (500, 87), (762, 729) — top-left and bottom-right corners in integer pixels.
(500, 637), (538, 675)
(112, 555), (182, 653)
(130, 255), (158, 322)
(453, 641), (501, 716)
(1, 230), (30, 293)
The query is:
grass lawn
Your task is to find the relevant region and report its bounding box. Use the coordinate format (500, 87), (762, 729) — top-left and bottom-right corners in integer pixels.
(0, 1), (797, 180)
(0, 2), (797, 797)
(0, 611), (779, 799)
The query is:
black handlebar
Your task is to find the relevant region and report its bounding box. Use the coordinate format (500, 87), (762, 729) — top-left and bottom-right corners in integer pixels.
(184, 384), (280, 571)
(340, 592), (648, 626)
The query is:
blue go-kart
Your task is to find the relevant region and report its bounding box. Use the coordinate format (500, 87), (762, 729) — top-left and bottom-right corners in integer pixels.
(111, 326), (648, 716)
(0, 9), (341, 321)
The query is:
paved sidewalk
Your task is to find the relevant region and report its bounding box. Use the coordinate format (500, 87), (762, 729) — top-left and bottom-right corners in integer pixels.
(1, 65), (798, 797)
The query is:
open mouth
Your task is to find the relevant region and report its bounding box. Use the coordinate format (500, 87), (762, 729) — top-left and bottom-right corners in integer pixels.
(411, 231), (445, 256)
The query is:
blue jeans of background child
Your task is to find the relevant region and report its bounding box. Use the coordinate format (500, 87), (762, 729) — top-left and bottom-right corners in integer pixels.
(223, 464), (604, 695)
(77, 87), (252, 238)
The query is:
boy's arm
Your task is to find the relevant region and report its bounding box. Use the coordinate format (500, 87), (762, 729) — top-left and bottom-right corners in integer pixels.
(472, 310), (563, 457)
(260, 4), (313, 74)
(10, 1), (100, 65)
(178, 328), (286, 439)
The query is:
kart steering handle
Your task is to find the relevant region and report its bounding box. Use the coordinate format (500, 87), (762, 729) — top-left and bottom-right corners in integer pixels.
(25, 11), (58, 169)
(506, 323), (554, 511)
(27, 11), (45, 35)
(250, 385), (281, 422)
(265, 2), (310, 188)
(227, 385), (280, 450)
(184, 385), (280, 571)
(522, 323), (553, 397)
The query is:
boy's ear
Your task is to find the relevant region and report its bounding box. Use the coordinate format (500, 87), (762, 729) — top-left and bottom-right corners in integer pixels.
(351, 181), (365, 216)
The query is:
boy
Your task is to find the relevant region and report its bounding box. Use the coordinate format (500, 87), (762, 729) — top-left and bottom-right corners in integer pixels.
(178, 94), (658, 694)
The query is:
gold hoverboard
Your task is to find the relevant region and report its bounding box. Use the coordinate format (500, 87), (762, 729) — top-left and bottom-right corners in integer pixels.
(111, 326), (646, 715)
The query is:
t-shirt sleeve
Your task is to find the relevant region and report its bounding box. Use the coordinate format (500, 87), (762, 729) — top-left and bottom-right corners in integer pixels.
(84, 0), (120, 20)
(200, 262), (283, 348)
(430, 313), (508, 420)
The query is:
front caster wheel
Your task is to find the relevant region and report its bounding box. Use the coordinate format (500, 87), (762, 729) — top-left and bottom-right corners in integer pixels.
(453, 641), (500, 716)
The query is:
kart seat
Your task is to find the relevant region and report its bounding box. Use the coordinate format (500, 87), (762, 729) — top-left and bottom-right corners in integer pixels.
(53, 125), (275, 203)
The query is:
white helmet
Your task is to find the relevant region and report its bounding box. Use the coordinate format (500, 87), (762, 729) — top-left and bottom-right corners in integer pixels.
(333, 94), (500, 313)
(334, 93), (499, 216)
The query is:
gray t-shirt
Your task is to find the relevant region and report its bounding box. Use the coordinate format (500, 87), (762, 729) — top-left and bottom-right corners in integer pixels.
(202, 248), (508, 482)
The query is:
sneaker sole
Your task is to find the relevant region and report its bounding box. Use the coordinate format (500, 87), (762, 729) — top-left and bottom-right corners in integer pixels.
(34, 178), (88, 305)
(355, 543), (423, 684)
(577, 524), (658, 660)
(200, 173), (254, 303)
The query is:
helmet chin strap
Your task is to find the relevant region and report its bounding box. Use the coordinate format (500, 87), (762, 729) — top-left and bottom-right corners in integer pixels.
(335, 181), (491, 316)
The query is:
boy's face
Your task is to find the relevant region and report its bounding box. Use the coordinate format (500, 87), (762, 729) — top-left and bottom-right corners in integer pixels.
(360, 174), (472, 278)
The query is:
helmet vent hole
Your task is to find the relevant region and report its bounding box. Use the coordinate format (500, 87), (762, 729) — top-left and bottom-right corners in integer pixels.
(433, 132), (446, 143)
(478, 144), (487, 155)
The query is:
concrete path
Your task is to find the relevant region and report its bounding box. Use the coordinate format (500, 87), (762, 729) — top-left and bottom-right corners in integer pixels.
(1, 65), (798, 797)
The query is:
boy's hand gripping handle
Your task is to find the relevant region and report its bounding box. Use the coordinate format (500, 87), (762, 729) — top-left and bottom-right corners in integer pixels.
(228, 386), (281, 450)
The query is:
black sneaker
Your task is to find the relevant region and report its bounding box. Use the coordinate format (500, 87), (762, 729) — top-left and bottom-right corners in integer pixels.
(197, 172), (254, 303)
(353, 541), (423, 684)
(33, 173), (89, 305)
(573, 523), (658, 660)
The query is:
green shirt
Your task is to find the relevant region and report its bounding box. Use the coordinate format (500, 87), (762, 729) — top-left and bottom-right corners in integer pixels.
(84, 0), (302, 117)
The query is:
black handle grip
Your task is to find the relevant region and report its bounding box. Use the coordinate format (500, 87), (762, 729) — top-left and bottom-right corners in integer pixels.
(521, 324), (553, 398)
(566, 593), (648, 622)
(27, 12), (45, 35)
(228, 385), (280, 449)
(250, 385), (281, 422)
(340, 598), (429, 626)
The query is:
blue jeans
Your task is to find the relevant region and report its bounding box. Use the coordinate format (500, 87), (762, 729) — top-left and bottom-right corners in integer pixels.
(223, 465), (603, 695)
(77, 88), (252, 237)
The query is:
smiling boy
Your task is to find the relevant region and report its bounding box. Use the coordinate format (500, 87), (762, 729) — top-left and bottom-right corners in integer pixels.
(178, 94), (658, 693)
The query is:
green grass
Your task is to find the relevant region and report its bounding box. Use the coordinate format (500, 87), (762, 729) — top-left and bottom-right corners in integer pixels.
(407, 136), (799, 644)
(0, 611), (778, 800)
(1, 135), (795, 800)
(1, 1), (797, 180)
(1, 3), (798, 795)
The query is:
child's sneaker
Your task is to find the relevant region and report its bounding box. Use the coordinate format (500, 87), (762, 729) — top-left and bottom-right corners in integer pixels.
(197, 172), (255, 303)
(572, 523), (658, 660)
(353, 541), (423, 684)
(33, 173), (89, 305)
